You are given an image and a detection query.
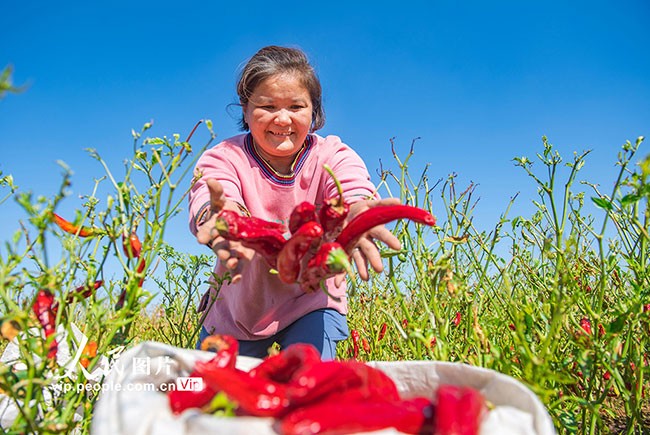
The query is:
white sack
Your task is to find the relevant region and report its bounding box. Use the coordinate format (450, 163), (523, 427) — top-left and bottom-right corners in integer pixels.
(92, 341), (556, 435)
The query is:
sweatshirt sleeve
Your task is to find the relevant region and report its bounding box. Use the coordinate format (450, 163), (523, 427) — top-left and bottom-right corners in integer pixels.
(187, 137), (247, 235)
(318, 135), (380, 204)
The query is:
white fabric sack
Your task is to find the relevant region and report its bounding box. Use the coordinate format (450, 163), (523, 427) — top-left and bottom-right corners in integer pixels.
(92, 341), (556, 435)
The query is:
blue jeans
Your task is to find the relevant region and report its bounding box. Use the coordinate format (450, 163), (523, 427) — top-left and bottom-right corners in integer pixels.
(196, 309), (349, 361)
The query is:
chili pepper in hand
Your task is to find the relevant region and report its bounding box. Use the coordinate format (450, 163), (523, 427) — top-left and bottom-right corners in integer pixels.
(280, 396), (435, 435)
(277, 222), (324, 284)
(319, 164), (350, 241)
(434, 384), (486, 435)
(299, 242), (352, 294)
(52, 213), (96, 237)
(336, 204), (436, 253)
(288, 202), (318, 235)
(122, 231), (142, 258)
(214, 210), (287, 267)
(168, 335), (239, 414)
(32, 289), (58, 359)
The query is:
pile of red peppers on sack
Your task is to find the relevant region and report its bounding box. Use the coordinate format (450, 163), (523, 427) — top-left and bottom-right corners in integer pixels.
(168, 335), (487, 434)
(212, 166), (437, 293)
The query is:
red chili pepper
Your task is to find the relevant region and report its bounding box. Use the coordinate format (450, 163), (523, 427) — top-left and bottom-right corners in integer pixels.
(299, 242), (352, 293)
(277, 222), (324, 284)
(52, 213), (96, 237)
(122, 231), (142, 258)
(32, 289), (58, 359)
(288, 202), (318, 235)
(249, 343), (321, 384)
(378, 322), (388, 341)
(195, 363), (290, 417)
(136, 257), (146, 287)
(115, 289), (126, 310)
(79, 341), (98, 369)
(453, 312), (462, 327)
(362, 337), (370, 353)
(335, 204), (436, 253)
(319, 198), (349, 241)
(116, 259), (146, 310)
(580, 317), (592, 335)
(286, 359), (400, 406)
(434, 384), (487, 435)
(168, 335), (239, 414)
(280, 396), (434, 435)
(214, 210), (287, 267)
(350, 329), (360, 360)
(65, 280), (103, 303)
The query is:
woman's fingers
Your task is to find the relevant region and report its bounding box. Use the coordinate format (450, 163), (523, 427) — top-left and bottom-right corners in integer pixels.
(207, 179), (226, 213)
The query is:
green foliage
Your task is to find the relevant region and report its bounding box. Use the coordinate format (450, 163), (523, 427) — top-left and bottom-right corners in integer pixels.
(344, 136), (649, 434)
(0, 120), (213, 434)
(0, 127), (647, 434)
(0, 65), (26, 99)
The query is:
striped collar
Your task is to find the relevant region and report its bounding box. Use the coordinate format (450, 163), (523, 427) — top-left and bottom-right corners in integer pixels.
(244, 133), (314, 186)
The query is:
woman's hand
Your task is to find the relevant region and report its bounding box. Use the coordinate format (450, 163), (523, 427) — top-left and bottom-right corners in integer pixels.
(196, 179), (254, 283)
(335, 197), (402, 285)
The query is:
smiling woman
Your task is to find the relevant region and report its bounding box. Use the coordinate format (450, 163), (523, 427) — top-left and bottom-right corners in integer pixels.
(187, 45), (405, 361)
(243, 74), (314, 174)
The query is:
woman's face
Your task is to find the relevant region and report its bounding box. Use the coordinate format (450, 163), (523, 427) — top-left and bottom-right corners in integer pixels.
(243, 73), (313, 172)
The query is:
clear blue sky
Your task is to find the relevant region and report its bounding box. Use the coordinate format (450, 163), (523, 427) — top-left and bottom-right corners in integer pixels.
(1, 0), (649, 263)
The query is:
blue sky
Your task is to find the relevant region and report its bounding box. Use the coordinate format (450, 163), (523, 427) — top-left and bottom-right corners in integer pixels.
(1, 0), (649, 265)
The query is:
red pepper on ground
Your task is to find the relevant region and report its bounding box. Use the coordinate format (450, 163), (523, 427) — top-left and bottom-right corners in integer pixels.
(214, 210), (287, 267)
(335, 204), (436, 253)
(277, 222), (324, 284)
(52, 213), (96, 237)
(298, 242), (352, 294)
(32, 289), (58, 359)
(122, 231), (142, 258)
(434, 384), (486, 435)
(288, 202), (318, 235)
(168, 335), (239, 414)
(279, 396), (435, 435)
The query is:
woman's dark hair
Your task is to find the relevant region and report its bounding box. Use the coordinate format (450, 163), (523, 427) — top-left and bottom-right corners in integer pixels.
(236, 45), (325, 132)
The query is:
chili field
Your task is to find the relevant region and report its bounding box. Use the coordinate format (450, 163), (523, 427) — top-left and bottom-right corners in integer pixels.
(0, 123), (648, 434)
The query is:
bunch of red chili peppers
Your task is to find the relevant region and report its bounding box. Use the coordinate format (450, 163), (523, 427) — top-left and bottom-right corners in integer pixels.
(212, 169), (436, 293)
(168, 334), (486, 434)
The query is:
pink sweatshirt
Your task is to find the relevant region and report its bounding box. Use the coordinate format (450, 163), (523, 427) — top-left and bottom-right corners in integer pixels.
(188, 133), (377, 340)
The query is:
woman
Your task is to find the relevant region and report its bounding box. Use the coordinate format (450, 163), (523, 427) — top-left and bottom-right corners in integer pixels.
(189, 45), (401, 359)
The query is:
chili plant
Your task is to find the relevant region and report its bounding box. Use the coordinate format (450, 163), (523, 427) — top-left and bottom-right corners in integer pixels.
(0, 120), (213, 434)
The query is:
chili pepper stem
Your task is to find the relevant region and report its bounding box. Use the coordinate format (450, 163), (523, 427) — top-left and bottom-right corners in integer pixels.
(323, 164), (345, 206)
